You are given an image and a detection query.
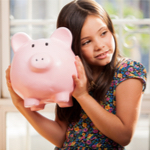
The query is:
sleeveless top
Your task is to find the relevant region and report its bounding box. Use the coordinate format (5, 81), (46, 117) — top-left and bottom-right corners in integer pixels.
(55, 59), (147, 150)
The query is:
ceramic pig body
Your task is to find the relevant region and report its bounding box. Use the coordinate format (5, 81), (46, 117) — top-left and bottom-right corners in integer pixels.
(10, 27), (77, 111)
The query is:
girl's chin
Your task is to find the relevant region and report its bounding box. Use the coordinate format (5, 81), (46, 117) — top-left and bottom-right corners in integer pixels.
(99, 59), (112, 66)
(87, 57), (113, 67)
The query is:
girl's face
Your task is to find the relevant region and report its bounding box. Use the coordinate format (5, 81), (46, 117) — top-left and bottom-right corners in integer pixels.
(80, 15), (115, 70)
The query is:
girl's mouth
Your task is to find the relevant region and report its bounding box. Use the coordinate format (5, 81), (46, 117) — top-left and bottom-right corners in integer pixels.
(95, 51), (109, 59)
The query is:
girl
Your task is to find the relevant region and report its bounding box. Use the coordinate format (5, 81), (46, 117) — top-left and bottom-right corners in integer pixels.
(6, 0), (147, 149)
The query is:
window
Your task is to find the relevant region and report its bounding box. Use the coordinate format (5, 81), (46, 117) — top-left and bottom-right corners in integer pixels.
(6, 105), (56, 150)
(0, 0), (150, 150)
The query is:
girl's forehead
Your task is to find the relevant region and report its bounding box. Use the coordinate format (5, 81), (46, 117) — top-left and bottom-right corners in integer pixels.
(81, 15), (107, 38)
(83, 15), (106, 29)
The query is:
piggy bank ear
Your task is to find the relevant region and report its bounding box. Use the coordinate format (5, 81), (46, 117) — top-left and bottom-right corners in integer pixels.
(50, 27), (72, 46)
(11, 32), (31, 53)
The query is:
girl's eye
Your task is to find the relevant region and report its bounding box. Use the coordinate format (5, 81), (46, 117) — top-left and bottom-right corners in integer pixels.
(82, 40), (91, 46)
(101, 31), (107, 36)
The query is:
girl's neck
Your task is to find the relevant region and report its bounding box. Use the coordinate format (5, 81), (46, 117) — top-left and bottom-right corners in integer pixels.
(91, 66), (104, 82)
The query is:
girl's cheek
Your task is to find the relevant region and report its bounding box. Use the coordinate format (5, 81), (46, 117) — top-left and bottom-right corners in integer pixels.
(112, 37), (115, 50)
(109, 36), (115, 51)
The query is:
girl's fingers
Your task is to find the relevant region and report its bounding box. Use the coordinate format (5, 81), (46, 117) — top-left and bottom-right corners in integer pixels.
(7, 81), (13, 91)
(5, 66), (13, 90)
(72, 74), (80, 86)
(5, 65), (23, 102)
(75, 56), (86, 79)
(72, 57), (88, 99)
(5, 66), (11, 80)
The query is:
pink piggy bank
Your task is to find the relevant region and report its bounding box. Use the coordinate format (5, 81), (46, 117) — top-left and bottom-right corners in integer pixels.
(10, 27), (77, 111)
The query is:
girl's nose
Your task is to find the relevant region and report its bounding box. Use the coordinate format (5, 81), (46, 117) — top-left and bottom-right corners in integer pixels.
(94, 37), (105, 51)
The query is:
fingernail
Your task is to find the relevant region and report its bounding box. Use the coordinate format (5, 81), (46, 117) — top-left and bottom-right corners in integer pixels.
(75, 55), (80, 60)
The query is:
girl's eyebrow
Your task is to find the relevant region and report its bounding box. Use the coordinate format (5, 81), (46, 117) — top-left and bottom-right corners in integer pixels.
(80, 26), (107, 41)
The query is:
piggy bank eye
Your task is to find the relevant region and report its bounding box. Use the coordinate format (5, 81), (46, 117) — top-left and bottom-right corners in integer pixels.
(32, 44), (35, 48)
(45, 43), (48, 46)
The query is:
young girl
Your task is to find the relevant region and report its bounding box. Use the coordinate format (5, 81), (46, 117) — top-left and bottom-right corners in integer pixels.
(6, 0), (147, 149)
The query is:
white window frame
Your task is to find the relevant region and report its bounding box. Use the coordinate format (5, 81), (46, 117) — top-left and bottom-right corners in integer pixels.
(0, 0), (10, 99)
(0, 0), (11, 148)
(0, 0), (150, 150)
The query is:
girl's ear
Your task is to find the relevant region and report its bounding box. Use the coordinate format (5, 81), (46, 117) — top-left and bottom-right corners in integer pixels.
(11, 32), (31, 53)
(50, 27), (72, 46)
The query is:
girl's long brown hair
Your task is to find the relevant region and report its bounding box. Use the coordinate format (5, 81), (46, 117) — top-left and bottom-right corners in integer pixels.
(56, 0), (122, 124)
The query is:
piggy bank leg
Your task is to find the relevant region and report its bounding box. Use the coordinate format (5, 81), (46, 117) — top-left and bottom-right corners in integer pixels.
(31, 104), (45, 111)
(24, 98), (40, 108)
(55, 93), (73, 107)
(40, 98), (54, 104)
(58, 100), (73, 107)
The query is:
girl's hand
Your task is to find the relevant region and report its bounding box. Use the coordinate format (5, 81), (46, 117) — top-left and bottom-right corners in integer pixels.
(5, 66), (23, 106)
(72, 56), (89, 100)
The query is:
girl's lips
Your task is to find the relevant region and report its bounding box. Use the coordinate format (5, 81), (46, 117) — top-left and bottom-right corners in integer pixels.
(95, 51), (109, 59)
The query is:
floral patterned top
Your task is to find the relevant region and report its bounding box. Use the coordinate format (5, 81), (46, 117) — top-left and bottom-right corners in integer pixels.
(55, 59), (147, 150)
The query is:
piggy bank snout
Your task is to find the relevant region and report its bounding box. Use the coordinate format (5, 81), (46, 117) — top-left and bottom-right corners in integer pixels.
(29, 53), (52, 72)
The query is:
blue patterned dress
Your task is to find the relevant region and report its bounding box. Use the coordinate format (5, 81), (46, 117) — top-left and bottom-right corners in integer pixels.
(55, 59), (147, 150)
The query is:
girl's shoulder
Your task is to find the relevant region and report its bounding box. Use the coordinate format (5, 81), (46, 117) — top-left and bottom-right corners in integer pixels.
(116, 58), (146, 71)
(114, 58), (147, 91)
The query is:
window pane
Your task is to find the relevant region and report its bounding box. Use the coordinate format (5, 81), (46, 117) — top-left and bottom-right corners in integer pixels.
(30, 113), (55, 150)
(10, 0), (28, 19)
(96, 0), (150, 19)
(125, 114), (149, 150)
(6, 112), (55, 150)
(6, 112), (28, 150)
(115, 24), (150, 68)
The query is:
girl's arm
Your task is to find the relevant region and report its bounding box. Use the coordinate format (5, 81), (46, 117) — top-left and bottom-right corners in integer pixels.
(5, 66), (67, 148)
(72, 56), (143, 146)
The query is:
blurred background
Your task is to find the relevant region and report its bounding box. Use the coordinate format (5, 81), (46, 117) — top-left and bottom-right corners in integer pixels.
(0, 0), (150, 150)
